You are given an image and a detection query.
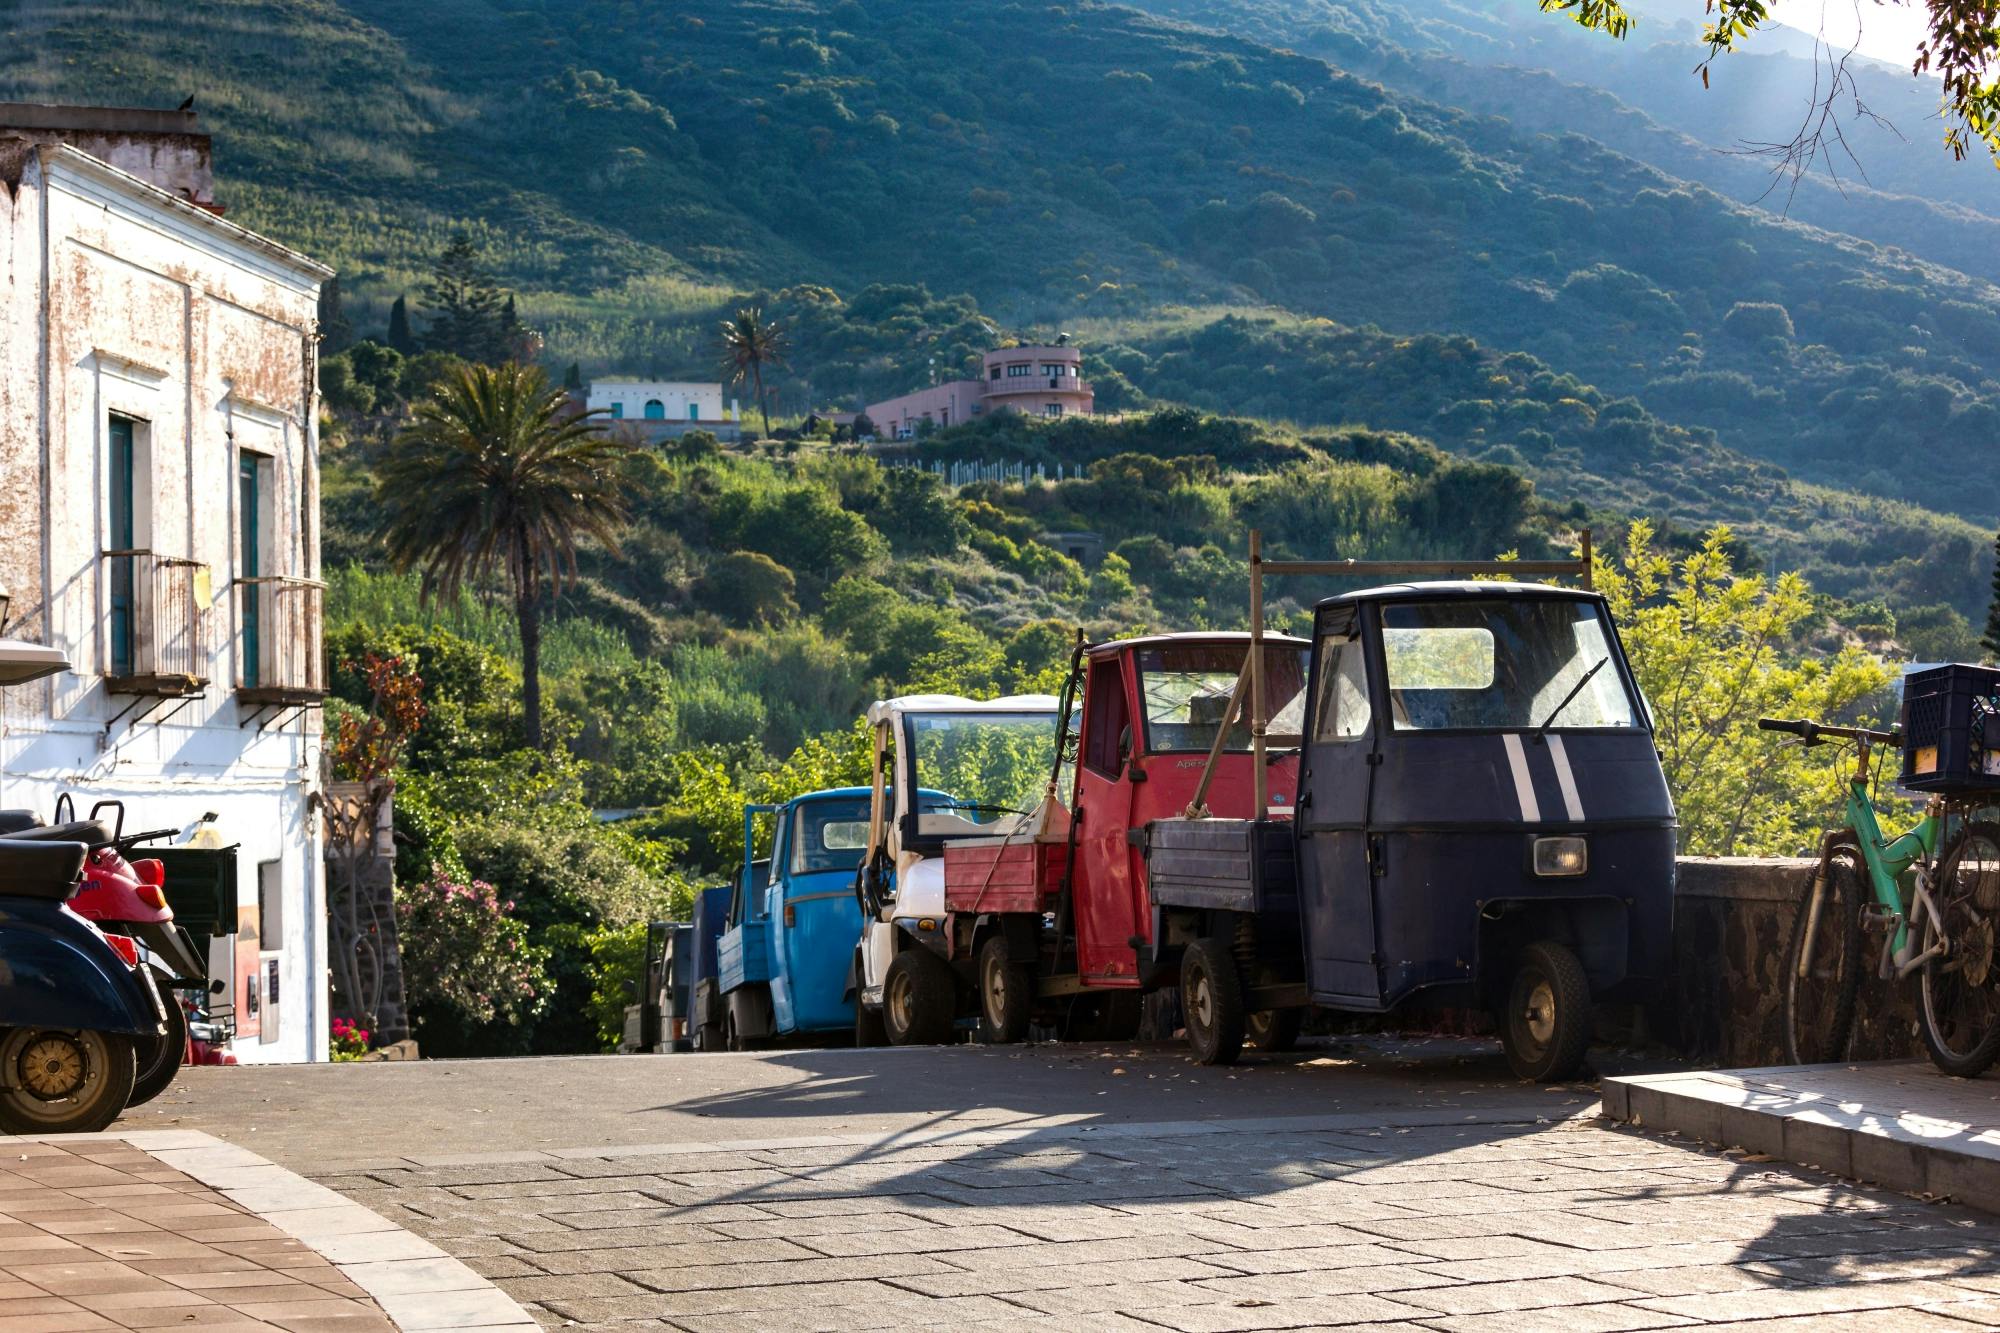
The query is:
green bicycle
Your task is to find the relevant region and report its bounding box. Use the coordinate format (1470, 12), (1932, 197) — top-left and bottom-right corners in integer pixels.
(1761, 717), (2000, 1075)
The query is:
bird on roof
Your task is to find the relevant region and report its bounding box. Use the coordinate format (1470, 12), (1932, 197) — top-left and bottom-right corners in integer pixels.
(177, 94), (195, 112)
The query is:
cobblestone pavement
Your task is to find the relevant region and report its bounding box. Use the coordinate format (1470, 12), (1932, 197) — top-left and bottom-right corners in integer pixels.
(303, 1107), (2000, 1332)
(0, 1135), (392, 1332)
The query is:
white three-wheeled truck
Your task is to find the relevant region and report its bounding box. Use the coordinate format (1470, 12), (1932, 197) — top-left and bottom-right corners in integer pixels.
(1141, 533), (1677, 1080)
(851, 693), (1062, 1044)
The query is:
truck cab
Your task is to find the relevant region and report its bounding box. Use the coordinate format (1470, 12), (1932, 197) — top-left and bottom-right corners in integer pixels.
(853, 694), (1061, 1046)
(715, 789), (874, 1049)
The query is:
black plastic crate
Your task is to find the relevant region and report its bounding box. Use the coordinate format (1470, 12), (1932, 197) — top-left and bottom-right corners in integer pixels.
(1901, 663), (2000, 793)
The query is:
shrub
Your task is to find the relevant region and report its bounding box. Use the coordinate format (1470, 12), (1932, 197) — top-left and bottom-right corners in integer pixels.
(697, 551), (799, 625)
(396, 870), (550, 1057)
(1722, 302), (1795, 343)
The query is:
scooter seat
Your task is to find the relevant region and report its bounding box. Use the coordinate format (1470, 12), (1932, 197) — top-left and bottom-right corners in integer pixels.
(0, 838), (86, 900)
(0, 810), (43, 835)
(0, 819), (114, 849)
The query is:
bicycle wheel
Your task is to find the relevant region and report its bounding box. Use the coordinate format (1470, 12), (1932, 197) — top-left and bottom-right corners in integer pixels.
(1919, 822), (2000, 1077)
(1782, 840), (1864, 1065)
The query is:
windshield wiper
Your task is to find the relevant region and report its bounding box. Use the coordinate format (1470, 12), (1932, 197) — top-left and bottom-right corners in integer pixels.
(1538, 656), (1609, 735)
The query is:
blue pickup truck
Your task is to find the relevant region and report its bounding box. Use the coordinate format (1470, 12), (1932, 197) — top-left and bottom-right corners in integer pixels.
(713, 787), (872, 1048)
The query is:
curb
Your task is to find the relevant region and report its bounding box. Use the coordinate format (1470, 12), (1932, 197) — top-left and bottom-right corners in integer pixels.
(1603, 1064), (2000, 1213)
(1, 1128), (539, 1331)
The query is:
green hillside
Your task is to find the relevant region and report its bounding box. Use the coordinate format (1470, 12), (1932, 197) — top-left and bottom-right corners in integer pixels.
(7, 0), (2000, 530)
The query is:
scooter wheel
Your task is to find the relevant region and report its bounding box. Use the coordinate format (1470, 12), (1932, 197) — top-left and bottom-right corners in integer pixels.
(128, 968), (189, 1108)
(883, 949), (956, 1046)
(1181, 939), (1245, 1066)
(1498, 940), (1593, 1082)
(0, 1028), (137, 1134)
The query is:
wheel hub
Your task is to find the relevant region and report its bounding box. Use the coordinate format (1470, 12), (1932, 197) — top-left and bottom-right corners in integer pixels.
(1190, 975), (1212, 1029)
(1523, 979), (1556, 1048)
(17, 1035), (85, 1101)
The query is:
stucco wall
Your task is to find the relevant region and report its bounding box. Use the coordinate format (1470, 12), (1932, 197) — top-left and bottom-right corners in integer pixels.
(0, 146), (331, 1064)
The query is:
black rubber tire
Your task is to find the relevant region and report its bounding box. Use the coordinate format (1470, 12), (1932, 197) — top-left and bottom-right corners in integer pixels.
(883, 949), (956, 1046)
(978, 937), (1033, 1044)
(127, 968), (187, 1107)
(854, 1001), (888, 1048)
(1919, 822), (2000, 1078)
(1181, 938), (1246, 1066)
(1245, 1007), (1305, 1052)
(1782, 841), (1865, 1066)
(1498, 940), (1593, 1082)
(0, 1028), (138, 1134)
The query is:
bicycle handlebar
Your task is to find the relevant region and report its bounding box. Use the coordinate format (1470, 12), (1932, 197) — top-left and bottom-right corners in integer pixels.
(1757, 717), (1901, 745)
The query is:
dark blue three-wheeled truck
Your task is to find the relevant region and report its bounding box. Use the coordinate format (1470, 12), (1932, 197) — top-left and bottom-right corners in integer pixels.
(1142, 533), (1677, 1080)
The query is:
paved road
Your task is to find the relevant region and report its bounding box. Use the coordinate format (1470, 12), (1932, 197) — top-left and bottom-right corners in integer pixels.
(135, 1039), (2000, 1330)
(131, 1037), (1628, 1171)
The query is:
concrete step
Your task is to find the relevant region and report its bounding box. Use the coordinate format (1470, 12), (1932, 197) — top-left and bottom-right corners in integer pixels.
(1603, 1061), (2000, 1211)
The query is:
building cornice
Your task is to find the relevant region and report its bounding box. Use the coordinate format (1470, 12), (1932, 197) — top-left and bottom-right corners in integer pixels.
(37, 144), (333, 292)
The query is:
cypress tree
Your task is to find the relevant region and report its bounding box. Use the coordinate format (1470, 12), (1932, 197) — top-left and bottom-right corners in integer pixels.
(1984, 530), (2000, 662)
(386, 295), (415, 355)
(316, 276), (353, 354)
(563, 362), (582, 392)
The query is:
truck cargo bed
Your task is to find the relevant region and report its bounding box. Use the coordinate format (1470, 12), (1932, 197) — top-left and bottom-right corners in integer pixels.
(943, 838), (1066, 915)
(1143, 817), (1297, 915)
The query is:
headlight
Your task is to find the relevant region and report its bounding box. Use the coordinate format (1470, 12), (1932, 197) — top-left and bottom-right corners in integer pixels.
(1533, 836), (1588, 877)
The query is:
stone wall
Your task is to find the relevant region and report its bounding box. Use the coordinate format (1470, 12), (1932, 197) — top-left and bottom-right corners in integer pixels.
(1668, 856), (1919, 1067)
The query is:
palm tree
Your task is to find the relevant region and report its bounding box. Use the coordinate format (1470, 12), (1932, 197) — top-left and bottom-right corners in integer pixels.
(720, 307), (787, 438)
(376, 362), (631, 749)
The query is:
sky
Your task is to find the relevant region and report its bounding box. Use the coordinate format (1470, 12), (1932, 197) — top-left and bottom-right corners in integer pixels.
(1760, 1), (1934, 70)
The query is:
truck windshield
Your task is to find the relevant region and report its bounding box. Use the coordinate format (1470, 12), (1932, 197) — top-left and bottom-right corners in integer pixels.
(1136, 643), (1312, 751)
(791, 799), (871, 875)
(905, 711), (1056, 829)
(1378, 598), (1638, 732)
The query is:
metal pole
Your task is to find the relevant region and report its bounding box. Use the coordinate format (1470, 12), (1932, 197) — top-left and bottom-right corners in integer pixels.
(1249, 529), (1267, 821)
(1579, 528), (1594, 592)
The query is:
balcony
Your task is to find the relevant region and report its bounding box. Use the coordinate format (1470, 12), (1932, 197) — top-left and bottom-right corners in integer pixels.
(985, 375), (1092, 400)
(102, 550), (209, 698)
(236, 575), (325, 709)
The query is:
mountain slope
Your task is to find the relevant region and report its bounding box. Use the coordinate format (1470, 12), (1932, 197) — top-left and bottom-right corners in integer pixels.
(4, 0), (1997, 532)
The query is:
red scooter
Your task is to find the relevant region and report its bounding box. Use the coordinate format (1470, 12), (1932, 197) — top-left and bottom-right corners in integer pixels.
(0, 798), (210, 1104)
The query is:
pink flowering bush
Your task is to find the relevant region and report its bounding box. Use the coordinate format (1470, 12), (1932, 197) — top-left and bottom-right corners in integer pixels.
(395, 870), (551, 1051)
(329, 1018), (370, 1062)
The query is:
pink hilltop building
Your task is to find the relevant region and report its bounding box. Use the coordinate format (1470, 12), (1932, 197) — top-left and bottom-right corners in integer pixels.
(865, 344), (1093, 441)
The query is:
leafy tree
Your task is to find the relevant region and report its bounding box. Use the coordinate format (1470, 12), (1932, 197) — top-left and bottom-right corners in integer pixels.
(386, 295), (415, 355)
(720, 307), (787, 438)
(1597, 521), (1894, 857)
(697, 551), (799, 625)
(317, 275), (353, 355)
(421, 233), (512, 364)
(375, 362), (633, 749)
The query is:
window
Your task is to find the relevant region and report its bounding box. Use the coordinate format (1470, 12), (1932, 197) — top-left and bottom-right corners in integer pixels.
(108, 416), (137, 677)
(238, 454), (263, 689)
(1083, 659), (1130, 775)
(1378, 598), (1638, 731)
(1311, 633), (1372, 741)
(643, 399), (665, 420)
(790, 799), (872, 875)
(1043, 403), (1064, 417)
(689, 402), (700, 421)
(1007, 363), (1031, 377)
(1138, 643), (1311, 752)
(609, 401), (624, 420)
(990, 366), (1002, 380)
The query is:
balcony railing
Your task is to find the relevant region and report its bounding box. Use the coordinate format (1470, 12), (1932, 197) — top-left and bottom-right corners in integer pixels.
(236, 575), (325, 707)
(102, 550), (209, 697)
(985, 376), (1092, 399)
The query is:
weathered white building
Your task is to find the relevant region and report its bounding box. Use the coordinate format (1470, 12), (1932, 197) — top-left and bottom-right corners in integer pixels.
(0, 105), (332, 1064)
(585, 379), (740, 440)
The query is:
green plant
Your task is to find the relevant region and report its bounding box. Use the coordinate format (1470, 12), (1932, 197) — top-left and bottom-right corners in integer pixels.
(375, 361), (634, 749)
(395, 870), (551, 1056)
